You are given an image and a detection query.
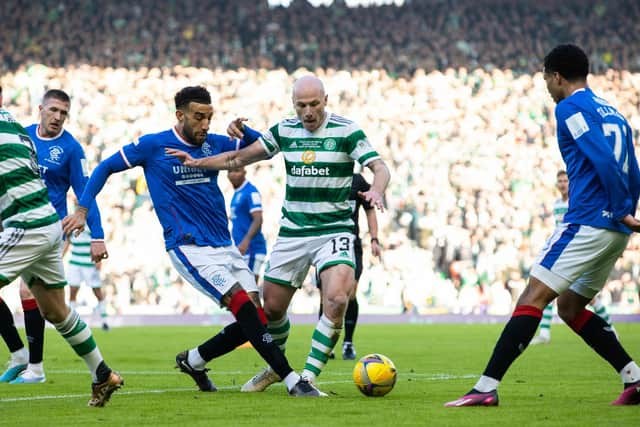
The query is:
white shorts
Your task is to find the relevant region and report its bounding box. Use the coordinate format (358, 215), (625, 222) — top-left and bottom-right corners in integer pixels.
(530, 224), (628, 299)
(168, 244), (257, 306)
(0, 222), (67, 289)
(244, 252), (266, 276)
(264, 232), (355, 289)
(67, 264), (101, 288)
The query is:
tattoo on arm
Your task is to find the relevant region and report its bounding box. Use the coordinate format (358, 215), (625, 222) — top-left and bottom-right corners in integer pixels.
(225, 155), (237, 169)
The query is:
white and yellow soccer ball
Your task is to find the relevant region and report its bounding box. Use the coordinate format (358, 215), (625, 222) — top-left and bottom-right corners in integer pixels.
(352, 353), (397, 397)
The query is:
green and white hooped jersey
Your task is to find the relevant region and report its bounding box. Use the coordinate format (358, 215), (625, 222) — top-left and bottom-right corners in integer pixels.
(69, 228), (95, 268)
(0, 109), (58, 229)
(553, 198), (568, 226)
(260, 112), (380, 238)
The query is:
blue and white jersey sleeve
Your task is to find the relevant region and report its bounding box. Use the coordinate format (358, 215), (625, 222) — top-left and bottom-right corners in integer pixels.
(68, 141), (104, 239)
(120, 134), (157, 168)
(556, 101), (632, 221)
(247, 185), (263, 213)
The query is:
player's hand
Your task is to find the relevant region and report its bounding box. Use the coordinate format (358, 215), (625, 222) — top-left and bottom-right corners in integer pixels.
(90, 240), (109, 263)
(358, 189), (385, 212)
(237, 240), (249, 255)
(227, 117), (248, 139)
(620, 214), (640, 232)
(165, 148), (198, 167)
(371, 239), (382, 258)
(62, 209), (87, 237)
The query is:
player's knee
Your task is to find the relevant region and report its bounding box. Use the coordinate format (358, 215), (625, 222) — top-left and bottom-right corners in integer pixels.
(263, 304), (286, 321)
(39, 304), (68, 324)
(557, 300), (582, 323)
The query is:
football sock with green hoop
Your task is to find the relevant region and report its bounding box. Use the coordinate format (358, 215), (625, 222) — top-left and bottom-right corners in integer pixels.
(591, 298), (612, 326)
(302, 314), (341, 380)
(53, 309), (105, 382)
(538, 303), (553, 339)
(229, 290), (293, 380)
(268, 315), (290, 353)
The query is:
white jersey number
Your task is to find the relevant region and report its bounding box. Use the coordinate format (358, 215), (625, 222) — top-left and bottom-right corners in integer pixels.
(603, 123), (628, 174)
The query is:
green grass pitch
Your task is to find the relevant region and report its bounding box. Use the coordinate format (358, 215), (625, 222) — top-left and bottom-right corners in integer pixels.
(1, 323), (638, 426)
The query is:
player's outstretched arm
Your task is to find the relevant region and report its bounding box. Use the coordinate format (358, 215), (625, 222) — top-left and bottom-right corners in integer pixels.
(358, 159), (390, 212)
(166, 141), (269, 171)
(62, 151), (130, 237)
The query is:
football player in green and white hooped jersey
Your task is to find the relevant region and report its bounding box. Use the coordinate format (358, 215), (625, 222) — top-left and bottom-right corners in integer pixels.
(166, 75), (391, 392)
(531, 170), (616, 345)
(0, 102), (122, 406)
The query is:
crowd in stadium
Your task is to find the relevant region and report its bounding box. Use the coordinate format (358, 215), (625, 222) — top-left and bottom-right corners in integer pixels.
(1, 0), (640, 316)
(2, 0), (640, 76)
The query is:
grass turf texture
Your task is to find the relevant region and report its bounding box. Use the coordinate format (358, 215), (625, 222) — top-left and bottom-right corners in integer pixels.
(1, 323), (638, 426)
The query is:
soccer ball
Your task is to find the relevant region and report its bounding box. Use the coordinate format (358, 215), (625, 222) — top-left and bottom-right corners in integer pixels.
(352, 353), (397, 397)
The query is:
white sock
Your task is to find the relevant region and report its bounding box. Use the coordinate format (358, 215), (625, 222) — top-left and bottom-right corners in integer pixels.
(473, 375), (500, 392)
(96, 300), (108, 317)
(283, 372), (301, 391)
(188, 348), (206, 370)
(11, 348), (28, 365)
(620, 361), (640, 385)
(538, 328), (551, 340)
(301, 370), (317, 384)
(26, 362), (44, 376)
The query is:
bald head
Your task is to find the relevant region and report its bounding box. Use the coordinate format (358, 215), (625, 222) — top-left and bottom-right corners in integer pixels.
(293, 75), (325, 99)
(292, 75), (327, 132)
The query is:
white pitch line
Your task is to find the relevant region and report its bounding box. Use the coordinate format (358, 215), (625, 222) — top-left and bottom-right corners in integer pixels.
(0, 373), (478, 404)
(44, 369), (477, 379)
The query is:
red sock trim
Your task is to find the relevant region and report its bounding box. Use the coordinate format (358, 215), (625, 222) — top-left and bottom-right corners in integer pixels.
(569, 309), (594, 333)
(228, 290), (251, 316)
(513, 305), (543, 319)
(21, 298), (38, 311)
(256, 307), (268, 326)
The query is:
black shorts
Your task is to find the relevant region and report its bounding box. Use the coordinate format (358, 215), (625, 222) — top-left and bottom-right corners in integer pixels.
(353, 237), (363, 280)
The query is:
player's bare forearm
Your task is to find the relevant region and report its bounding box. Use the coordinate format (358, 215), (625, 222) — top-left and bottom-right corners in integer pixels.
(166, 143), (269, 170)
(365, 208), (379, 241)
(368, 159), (390, 195)
(245, 212), (263, 242)
(358, 159), (390, 211)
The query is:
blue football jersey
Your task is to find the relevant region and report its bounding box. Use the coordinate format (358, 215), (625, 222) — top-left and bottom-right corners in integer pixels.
(555, 88), (640, 234)
(25, 124), (104, 239)
(85, 127), (254, 250)
(230, 180), (267, 255)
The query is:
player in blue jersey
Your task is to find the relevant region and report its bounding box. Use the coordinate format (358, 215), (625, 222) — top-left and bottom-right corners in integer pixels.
(62, 86), (324, 397)
(446, 45), (640, 407)
(227, 166), (267, 288)
(0, 89), (108, 385)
